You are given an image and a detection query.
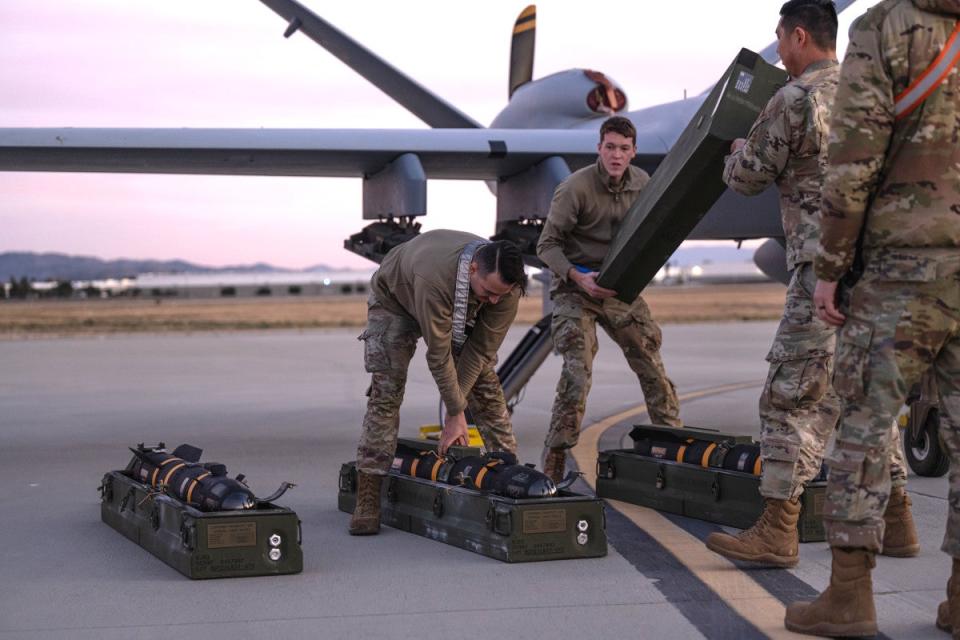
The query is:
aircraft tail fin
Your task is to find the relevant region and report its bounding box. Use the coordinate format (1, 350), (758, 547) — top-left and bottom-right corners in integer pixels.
(509, 5), (536, 98)
(258, 0), (482, 129)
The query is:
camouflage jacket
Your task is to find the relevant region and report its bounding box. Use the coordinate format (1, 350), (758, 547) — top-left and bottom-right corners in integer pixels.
(723, 59), (839, 271)
(371, 229), (520, 416)
(537, 159), (649, 295)
(815, 0), (960, 282)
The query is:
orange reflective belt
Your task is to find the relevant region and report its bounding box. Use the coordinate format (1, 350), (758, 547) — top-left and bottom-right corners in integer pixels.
(895, 20), (960, 120)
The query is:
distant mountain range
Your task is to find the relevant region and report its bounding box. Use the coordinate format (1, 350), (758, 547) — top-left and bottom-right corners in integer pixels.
(0, 252), (344, 281)
(1, 243), (758, 281)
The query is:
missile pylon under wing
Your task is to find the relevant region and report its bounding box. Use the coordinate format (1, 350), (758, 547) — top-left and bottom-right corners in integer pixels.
(597, 49), (788, 302)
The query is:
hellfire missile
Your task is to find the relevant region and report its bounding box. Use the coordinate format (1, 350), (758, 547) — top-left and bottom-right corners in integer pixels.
(391, 444), (557, 499)
(125, 443), (293, 511)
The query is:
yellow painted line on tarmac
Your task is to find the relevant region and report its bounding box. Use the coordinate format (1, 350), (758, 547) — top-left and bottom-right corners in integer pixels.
(570, 381), (809, 640)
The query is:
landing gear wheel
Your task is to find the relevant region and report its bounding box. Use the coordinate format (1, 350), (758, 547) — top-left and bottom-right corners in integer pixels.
(904, 409), (949, 477)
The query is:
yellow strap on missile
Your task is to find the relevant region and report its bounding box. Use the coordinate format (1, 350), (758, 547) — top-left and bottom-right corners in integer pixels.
(753, 457), (763, 476)
(475, 467), (488, 487)
(430, 459), (444, 481)
(475, 460), (500, 488)
(701, 443), (717, 468)
(186, 480), (198, 503)
(410, 458), (420, 477)
(158, 457), (180, 466)
(163, 463), (185, 486)
(196, 472), (211, 481)
(676, 445), (687, 463)
(151, 468), (160, 487)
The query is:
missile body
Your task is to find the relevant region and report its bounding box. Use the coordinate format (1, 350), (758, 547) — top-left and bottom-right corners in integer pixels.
(391, 444), (556, 499)
(126, 443), (257, 511)
(633, 435), (764, 476)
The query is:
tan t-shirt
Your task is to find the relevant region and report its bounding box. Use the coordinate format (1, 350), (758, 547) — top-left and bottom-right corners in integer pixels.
(371, 229), (520, 415)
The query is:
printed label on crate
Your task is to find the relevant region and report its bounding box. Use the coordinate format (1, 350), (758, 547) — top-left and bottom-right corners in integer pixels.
(522, 509), (566, 534)
(206, 521), (257, 549)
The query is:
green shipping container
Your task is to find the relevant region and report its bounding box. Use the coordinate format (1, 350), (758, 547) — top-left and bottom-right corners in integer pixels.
(338, 461), (607, 562)
(596, 425), (825, 543)
(100, 470), (303, 579)
(597, 49), (788, 302)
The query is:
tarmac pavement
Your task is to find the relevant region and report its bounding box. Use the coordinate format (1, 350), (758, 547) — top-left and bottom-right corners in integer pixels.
(0, 321), (951, 639)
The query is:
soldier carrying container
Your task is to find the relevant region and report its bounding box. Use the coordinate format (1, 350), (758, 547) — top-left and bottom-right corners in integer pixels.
(536, 116), (682, 483)
(782, 0), (960, 636)
(349, 230), (528, 535)
(705, 0), (918, 569)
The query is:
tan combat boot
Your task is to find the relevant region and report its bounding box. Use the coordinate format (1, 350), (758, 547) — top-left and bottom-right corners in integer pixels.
(543, 447), (566, 484)
(936, 557), (960, 637)
(784, 547), (878, 637)
(705, 497), (801, 568)
(348, 471), (382, 536)
(881, 486), (920, 557)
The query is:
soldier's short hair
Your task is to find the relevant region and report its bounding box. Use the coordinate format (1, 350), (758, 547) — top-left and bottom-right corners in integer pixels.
(599, 116), (636, 146)
(475, 241), (528, 296)
(779, 0), (838, 50)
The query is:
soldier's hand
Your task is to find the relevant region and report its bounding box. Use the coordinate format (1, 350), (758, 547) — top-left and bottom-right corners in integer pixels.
(730, 138), (746, 153)
(814, 279), (845, 327)
(570, 269), (617, 299)
(439, 412), (469, 455)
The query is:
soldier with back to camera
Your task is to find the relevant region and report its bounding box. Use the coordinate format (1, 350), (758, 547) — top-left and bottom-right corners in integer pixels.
(706, 0), (917, 570)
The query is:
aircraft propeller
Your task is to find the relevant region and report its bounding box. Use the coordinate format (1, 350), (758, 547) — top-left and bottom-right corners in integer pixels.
(508, 5), (536, 98)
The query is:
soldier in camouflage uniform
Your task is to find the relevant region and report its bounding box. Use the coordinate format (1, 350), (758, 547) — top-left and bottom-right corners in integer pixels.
(706, 0), (917, 570)
(536, 115), (681, 483)
(349, 230), (528, 535)
(783, 0), (960, 636)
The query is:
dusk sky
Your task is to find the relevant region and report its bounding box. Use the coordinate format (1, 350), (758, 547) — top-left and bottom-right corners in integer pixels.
(0, 1), (878, 270)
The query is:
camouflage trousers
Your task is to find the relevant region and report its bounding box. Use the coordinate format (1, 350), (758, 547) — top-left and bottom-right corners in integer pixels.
(759, 262), (906, 500)
(544, 290), (681, 449)
(355, 296), (517, 475)
(823, 251), (960, 553)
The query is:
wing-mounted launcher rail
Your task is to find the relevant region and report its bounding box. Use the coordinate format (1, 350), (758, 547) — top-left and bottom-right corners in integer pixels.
(493, 155), (570, 266)
(345, 153), (426, 263)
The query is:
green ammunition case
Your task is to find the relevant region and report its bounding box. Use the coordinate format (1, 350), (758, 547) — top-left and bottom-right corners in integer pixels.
(338, 438), (607, 562)
(596, 425), (825, 542)
(99, 470), (303, 579)
(597, 49), (788, 302)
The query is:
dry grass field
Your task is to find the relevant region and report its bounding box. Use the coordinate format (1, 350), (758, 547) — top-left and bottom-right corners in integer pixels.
(0, 283), (787, 338)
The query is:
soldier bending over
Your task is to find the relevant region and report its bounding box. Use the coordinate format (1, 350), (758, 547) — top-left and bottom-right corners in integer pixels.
(350, 230), (527, 535)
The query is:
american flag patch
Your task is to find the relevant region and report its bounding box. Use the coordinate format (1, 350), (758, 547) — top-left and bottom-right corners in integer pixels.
(735, 71), (754, 94)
